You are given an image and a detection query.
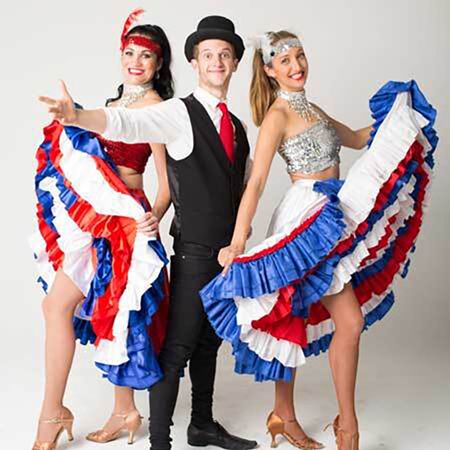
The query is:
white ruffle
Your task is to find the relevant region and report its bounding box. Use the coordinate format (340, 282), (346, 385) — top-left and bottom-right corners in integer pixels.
(240, 325), (306, 368)
(235, 292), (279, 326)
(337, 92), (423, 229)
(235, 291), (306, 367)
(58, 132), (144, 219)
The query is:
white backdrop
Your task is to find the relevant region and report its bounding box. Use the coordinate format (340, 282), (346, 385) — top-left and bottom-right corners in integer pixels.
(1, 1), (449, 449)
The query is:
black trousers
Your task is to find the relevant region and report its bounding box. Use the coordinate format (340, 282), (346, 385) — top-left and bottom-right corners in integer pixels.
(149, 241), (223, 450)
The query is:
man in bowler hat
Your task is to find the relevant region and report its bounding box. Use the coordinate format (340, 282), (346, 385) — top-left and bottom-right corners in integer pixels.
(40, 15), (258, 450)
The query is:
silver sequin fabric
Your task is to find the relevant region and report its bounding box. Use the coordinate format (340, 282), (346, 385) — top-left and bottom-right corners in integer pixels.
(278, 118), (341, 174)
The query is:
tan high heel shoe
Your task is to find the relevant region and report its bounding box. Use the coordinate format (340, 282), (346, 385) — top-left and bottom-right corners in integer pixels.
(323, 414), (339, 437)
(266, 411), (325, 449)
(32, 407), (74, 450)
(86, 409), (143, 444)
(325, 415), (359, 450)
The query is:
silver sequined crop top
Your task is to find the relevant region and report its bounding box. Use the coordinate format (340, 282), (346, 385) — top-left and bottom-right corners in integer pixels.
(278, 118), (341, 174)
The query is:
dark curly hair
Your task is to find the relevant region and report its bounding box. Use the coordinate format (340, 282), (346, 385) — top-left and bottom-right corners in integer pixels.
(106, 24), (174, 105)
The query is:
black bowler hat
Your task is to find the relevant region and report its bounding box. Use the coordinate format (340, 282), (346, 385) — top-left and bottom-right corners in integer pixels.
(184, 15), (245, 62)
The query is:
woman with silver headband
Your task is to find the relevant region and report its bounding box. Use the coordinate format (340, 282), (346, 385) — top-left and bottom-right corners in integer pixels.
(31, 9), (173, 449)
(200, 31), (438, 450)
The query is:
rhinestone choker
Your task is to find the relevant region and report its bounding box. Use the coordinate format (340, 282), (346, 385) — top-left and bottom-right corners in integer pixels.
(277, 89), (317, 122)
(118, 81), (154, 107)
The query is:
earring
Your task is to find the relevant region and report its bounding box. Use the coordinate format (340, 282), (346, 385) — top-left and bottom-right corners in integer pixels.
(155, 71), (160, 80)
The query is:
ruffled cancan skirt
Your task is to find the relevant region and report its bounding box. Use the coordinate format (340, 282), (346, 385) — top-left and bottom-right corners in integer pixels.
(29, 121), (169, 389)
(200, 80), (438, 382)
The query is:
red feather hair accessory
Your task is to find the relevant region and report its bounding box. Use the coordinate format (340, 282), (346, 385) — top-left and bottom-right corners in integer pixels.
(119, 8), (162, 58)
(120, 8), (145, 49)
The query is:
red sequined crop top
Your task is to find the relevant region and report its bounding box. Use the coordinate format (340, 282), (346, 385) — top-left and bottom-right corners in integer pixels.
(97, 136), (152, 174)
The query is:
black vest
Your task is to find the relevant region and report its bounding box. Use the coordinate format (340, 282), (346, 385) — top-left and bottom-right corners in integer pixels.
(167, 94), (250, 249)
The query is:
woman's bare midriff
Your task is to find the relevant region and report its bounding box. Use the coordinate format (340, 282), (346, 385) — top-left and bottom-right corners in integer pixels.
(289, 164), (340, 183)
(116, 166), (144, 190)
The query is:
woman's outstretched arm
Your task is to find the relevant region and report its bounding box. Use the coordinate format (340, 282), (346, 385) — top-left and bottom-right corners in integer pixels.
(39, 80), (186, 145)
(39, 80), (108, 131)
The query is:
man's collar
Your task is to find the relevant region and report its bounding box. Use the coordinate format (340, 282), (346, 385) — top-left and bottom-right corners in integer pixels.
(194, 86), (227, 109)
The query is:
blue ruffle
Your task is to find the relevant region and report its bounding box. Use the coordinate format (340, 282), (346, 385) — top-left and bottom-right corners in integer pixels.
(64, 125), (119, 171)
(368, 80), (438, 156)
(35, 141), (61, 234)
(95, 267), (167, 389)
(205, 296), (294, 382)
(200, 80), (438, 382)
(37, 276), (49, 294)
(201, 178), (345, 302)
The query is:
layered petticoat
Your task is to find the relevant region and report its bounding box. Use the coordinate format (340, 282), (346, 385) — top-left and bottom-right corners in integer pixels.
(29, 121), (169, 389)
(200, 80), (438, 382)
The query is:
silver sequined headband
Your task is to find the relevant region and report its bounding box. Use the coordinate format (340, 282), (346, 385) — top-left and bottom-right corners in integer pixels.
(247, 33), (303, 64)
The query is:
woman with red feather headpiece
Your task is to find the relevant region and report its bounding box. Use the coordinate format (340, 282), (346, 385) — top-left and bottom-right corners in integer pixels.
(31, 9), (174, 449)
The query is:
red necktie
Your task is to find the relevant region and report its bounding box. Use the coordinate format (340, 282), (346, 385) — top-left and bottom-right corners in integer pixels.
(218, 102), (235, 163)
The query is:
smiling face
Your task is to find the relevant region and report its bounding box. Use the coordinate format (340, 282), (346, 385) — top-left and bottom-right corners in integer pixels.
(264, 45), (308, 92)
(121, 38), (161, 85)
(191, 39), (238, 92)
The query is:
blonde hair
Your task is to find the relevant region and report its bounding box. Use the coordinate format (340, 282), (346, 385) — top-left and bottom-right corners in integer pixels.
(249, 30), (299, 126)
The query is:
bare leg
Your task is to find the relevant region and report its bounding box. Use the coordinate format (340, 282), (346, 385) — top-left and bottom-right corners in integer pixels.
(36, 270), (84, 442)
(273, 370), (312, 440)
(271, 283), (363, 446)
(321, 283), (364, 435)
(97, 386), (137, 433)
